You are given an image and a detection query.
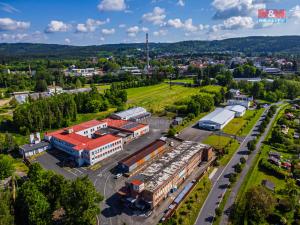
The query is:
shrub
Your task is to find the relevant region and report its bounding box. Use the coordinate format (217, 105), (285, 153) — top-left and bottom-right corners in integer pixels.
(215, 207), (222, 217)
(240, 157), (246, 164)
(259, 159), (289, 179)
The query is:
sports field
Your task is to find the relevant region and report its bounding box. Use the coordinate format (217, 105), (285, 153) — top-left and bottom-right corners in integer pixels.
(126, 83), (201, 113)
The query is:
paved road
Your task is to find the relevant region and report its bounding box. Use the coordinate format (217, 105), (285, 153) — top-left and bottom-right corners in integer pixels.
(194, 107), (269, 225)
(220, 104), (284, 225)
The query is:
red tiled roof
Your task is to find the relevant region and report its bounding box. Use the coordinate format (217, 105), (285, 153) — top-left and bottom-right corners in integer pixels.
(73, 134), (121, 151)
(131, 179), (143, 186)
(52, 132), (91, 146)
(71, 119), (106, 132)
(45, 119), (106, 136)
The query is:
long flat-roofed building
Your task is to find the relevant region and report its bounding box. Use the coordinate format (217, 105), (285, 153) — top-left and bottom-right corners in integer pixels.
(124, 141), (213, 208)
(110, 107), (151, 122)
(198, 108), (235, 130)
(118, 140), (167, 173)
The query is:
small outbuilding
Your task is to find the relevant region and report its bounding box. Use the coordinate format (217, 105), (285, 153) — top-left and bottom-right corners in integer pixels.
(261, 179), (275, 192)
(19, 141), (51, 158)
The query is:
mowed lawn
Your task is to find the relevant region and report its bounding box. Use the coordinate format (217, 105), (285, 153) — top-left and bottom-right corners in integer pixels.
(203, 135), (239, 166)
(223, 109), (264, 136)
(202, 135), (232, 149)
(126, 83), (200, 113)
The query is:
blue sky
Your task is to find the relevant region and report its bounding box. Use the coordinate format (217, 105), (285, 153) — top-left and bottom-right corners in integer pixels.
(0, 0), (299, 45)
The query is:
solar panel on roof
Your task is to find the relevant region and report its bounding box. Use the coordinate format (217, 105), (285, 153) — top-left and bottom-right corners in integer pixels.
(122, 122), (139, 130)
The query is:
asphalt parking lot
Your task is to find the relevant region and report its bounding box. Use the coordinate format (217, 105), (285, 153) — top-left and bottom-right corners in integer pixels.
(178, 124), (212, 142)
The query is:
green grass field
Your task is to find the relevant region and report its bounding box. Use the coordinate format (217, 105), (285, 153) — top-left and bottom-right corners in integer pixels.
(126, 83), (201, 113)
(199, 85), (225, 94)
(171, 175), (212, 225)
(166, 79), (194, 84)
(223, 109), (264, 136)
(203, 135), (239, 166)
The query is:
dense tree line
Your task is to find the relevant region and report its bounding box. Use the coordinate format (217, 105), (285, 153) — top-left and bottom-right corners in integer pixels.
(110, 77), (163, 90)
(11, 163), (102, 225)
(231, 78), (300, 102)
(13, 87), (127, 133)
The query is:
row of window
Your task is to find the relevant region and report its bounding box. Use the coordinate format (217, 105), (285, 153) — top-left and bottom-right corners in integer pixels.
(91, 140), (122, 155)
(91, 146), (122, 161)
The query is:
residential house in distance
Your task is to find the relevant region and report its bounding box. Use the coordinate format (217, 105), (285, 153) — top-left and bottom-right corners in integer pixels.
(120, 66), (142, 76)
(47, 85), (63, 94)
(65, 65), (103, 77)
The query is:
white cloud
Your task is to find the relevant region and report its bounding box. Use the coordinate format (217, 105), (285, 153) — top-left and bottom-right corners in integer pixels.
(76, 18), (109, 33)
(0, 18), (30, 31)
(98, 0), (126, 11)
(167, 18), (184, 28)
(126, 26), (148, 37)
(101, 28), (115, 35)
(153, 29), (167, 36)
(141, 27), (149, 32)
(290, 5), (300, 21)
(210, 16), (254, 32)
(119, 24), (126, 28)
(184, 19), (198, 32)
(142, 7), (166, 25)
(0, 3), (19, 13)
(177, 0), (185, 7)
(65, 38), (71, 44)
(100, 37), (105, 41)
(212, 0), (265, 19)
(45, 20), (70, 33)
(167, 18), (202, 33)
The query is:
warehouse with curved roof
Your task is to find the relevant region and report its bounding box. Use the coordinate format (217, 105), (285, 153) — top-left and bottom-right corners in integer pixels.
(198, 108), (235, 130)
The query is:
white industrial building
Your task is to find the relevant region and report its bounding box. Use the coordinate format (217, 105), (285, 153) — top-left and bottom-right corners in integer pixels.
(225, 105), (246, 117)
(228, 95), (253, 108)
(198, 108), (235, 130)
(110, 107), (151, 121)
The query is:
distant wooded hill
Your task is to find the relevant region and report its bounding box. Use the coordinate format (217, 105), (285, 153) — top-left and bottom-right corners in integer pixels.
(1, 36), (300, 60)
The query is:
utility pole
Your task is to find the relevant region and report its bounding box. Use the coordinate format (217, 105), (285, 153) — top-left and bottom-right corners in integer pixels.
(145, 33), (150, 74)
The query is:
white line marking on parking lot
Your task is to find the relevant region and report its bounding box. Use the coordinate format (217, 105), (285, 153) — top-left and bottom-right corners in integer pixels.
(94, 178), (98, 186)
(66, 169), (77, 177)
(74, 168), (83, 174)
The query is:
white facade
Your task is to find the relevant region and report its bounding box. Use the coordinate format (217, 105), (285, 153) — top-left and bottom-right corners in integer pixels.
(71, 68), (99, 77)
(49, 134), (123, 166)
(198, 108), (235, 130)
(48, 86), (63, 94)
(88, 139), (123, 165)
(225, 105), (246, 117)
